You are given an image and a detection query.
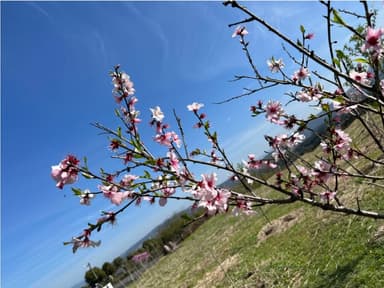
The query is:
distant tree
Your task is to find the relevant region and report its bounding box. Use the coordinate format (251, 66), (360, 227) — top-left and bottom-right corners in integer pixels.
(142, 238), (163, 255)
(102, 261), (116, 276)
(84, 267), (106, 287)
(112, 256), (124, 268)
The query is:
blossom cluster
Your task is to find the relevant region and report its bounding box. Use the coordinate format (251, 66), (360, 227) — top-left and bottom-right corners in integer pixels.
(51, 155), (79, 189)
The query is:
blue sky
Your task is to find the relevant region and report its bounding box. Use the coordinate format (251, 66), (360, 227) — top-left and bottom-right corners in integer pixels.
(2, 1), (383, 288)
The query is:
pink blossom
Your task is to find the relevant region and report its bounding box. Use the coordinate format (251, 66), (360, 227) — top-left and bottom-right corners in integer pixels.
(292, 67), (310, 82)
(51, 155), (79, 189)
(297, 166), (309, 176)
(172, 132), (181, 148)
(65, 230), (101, 253)
(150, 106), (164, 122)
(265, 100), (284, 123)
(349, 70), (368, 84)
(361, 26), (384, 53)
(232, 26), (248, 38)
(79, 190), (95, 205)
(304, 33), (314, 40)
(267, 58), (284, 73)
(167, 150), (180, 172)
(247, 154), (262, 169)
(296, 90), (312, 102)
(232, 198), (254, 216)
(331, 100), (357, 114)
(187, 102), (204, 112)
(112, 72), (135, 96)
(99, 184), (130, 205)
(320, 191), (336, 202)
(334, 129), (351, 154)
(154, 132), (173, 147)
(121, 174), (139, 187)
(312, 160), (333, 183)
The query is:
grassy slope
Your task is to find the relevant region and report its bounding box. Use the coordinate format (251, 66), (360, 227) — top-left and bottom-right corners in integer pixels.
(128, 116), (384, 288)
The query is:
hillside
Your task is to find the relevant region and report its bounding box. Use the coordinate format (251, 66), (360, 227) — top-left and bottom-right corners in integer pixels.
(127, 116), (384, 288)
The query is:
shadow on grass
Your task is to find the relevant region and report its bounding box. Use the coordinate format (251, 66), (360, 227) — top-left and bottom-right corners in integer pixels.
(312, 254), (364, 288)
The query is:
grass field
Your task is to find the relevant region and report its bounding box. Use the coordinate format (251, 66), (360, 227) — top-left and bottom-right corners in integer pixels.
(127, 115), (384, 288)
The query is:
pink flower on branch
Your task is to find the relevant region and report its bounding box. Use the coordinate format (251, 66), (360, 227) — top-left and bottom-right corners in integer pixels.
(265, 100), (284, 124)
(361, 26), (384, 53)
(292, 67), (310, 82)
(267, 58), (284, 73)
(232, 25), (248, 38)
(304, 33), (314, 40)
(187, 102), (204, 112)
(150, 106), (165, 122)
(64, 229), (101, 254)
(79, 190), (95, 206)
(99, 184), (131, 205)
(51, 155), (80, 189)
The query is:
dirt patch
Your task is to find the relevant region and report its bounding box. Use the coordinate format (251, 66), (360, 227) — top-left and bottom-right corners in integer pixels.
(195, 254), (239, 288)
(257, 209), (304, 245)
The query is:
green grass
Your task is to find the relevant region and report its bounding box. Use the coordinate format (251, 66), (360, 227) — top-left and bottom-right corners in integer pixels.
(127, 116), (384, 288)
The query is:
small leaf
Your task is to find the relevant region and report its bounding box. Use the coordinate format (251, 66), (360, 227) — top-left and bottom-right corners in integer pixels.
(321, 103), (330, 112)
(333, 96), (345, 104)
(71, 187), (83, 196)
(117, 127), (122, 138)
(332, 10), (346, 26)
(353, 58), (369, 64)
(114, 108), (121, 117)
(336, 49), (345, 59)
(143, 170), (151, 179)
(300, 25), (305, 34)
(333, 58), (341, 70)
(81, 172), (94, 179)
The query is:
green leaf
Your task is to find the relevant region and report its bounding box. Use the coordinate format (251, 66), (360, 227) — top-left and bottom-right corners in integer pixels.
(114, 108), (121, 117)
(83, 156), (88, 170)
(143, 170), (151, 179)
(333, 96), (345, 104)
(333, 58), (341, 70)
(117, 127), (122, 138)
(300, 25), (305, 34)
(71, 187), (83, 196)
(332, 10), (346, 26)
(353, 58), (369, 64)
(321, 103), (330, 112)
(81, 171), (94, 179)
(336, 49), (345, 59)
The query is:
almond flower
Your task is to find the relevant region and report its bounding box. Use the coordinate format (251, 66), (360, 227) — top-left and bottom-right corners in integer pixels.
(187, 102), (204, 112)
(361, 26), (384, 53)
(304, 33), (314, 40)
(51, 155), (79, 189)
(320, 191), (336, 202)
(265, 100), (284, 124)
(232, 26), (248, 38)
(112, 72), (135, 95)
(349, 70), (368, 84)
(150, 106), (164, 122)
(64, 230), (101, 253)
(79, 189), (95, 205)
(267, 58), (284, 73)
(292, 67), (310, 82)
